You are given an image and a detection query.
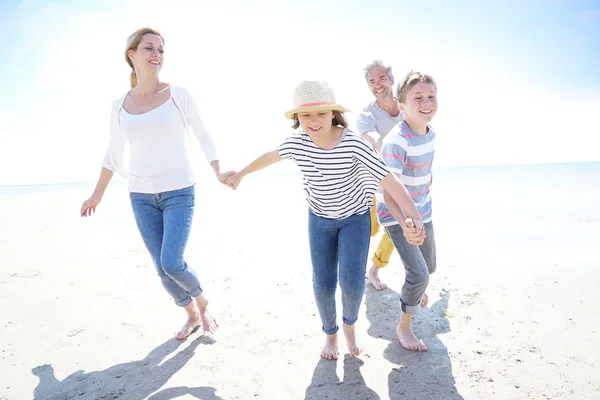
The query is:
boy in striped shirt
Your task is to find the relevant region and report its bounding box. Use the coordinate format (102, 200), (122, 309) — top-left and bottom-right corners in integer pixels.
(377, 71), (438, 352)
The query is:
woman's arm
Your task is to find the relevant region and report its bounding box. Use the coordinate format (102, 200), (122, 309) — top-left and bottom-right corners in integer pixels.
(80, 167), (114, 217)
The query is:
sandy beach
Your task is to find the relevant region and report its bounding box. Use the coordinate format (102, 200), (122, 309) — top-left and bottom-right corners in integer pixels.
(1, 163), (599, 400)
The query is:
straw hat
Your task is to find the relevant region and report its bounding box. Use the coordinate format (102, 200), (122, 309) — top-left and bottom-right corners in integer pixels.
(284, 80), (349, 119)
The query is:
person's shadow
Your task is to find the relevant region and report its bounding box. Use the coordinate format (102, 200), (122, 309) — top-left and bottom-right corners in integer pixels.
(366, 286), (464, 400)
(304, 355), (380, 400)
(31, 336), (223, 400)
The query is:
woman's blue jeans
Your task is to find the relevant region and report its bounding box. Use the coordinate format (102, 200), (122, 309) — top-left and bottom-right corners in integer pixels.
(130, 185), (201, 307)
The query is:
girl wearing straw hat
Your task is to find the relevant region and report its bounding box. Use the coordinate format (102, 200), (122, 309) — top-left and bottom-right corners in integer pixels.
(227, 80), (424, 360)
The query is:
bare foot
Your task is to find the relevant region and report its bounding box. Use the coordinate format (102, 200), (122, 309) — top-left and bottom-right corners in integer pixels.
(321, 333), (338, 360)
(175, 315), (201, 340)
(194, 294), (219, 335)
(343, 323), (361, 356)
(420, 293), (429, 308)
(367, 264), (387, 291)
(396, 322), (427, 351)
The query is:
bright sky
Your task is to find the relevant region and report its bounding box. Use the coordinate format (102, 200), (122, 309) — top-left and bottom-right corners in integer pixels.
(0, 0), (599, 186)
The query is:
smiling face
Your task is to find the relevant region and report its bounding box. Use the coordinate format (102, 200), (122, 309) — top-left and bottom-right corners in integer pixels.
(399, 82), (437, 125)
(297, 110), (334, 139)
(367, 66), (394, 102)
(127, 33), (164, 75)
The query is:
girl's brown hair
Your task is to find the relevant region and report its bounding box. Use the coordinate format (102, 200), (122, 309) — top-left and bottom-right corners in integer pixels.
(125, 27), (164, 88)
(292, 110), (348, 129)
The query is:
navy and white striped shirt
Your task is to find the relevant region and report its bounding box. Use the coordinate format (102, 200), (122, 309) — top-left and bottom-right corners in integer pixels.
(278, 129), (390, 219)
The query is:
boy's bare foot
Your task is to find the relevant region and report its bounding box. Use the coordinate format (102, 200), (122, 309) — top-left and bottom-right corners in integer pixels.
(175, 313), (200, 340)
(194, 294), (219, 335)
(321, 333), (338, 360)
(396, 312), (427, 351)
(420, 293), (429, 307)
(343, 323), (361, 356)
(367, 264), (387, 291)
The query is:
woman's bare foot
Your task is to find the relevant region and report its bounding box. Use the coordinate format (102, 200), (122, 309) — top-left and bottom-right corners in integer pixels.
(175, 302), (201, 340)
(321, 333), (338, 360)
(396, 312), (427, 351)
(343, 323), (361, 356)
(194, 294), (219, 335)
(420, 293), (429, 308)
(367, 264), (387, 291)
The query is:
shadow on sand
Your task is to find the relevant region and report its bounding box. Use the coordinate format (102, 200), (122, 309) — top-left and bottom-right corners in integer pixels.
(31, 335), (222, 400)
(366, 286), (464, 400)
(304, 354), (380, 400)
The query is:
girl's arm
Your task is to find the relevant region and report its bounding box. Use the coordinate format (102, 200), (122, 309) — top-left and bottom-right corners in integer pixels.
(228, 149), (282, 189)
(379, 172), (423, 232)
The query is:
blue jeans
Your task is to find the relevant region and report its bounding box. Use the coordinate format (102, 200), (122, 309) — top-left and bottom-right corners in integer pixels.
(130, 185), (201, 307)
(308, 210), (371, 335)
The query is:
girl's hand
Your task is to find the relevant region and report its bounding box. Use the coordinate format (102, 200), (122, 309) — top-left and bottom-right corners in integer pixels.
(216, 171), (236, 186)
(404, 218), (425, 246)
(80, 195), (102, 217)
(227, 173), (242, 190)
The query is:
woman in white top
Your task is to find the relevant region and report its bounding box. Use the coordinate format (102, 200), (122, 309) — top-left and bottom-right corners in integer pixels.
(80, 27), (232, 340)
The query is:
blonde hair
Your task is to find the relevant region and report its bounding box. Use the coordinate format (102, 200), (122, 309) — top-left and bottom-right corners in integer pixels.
(396, 70), (437, 103)
(125, 27), (164, 88)
(292, 110), (349, 129)
(363, 60), (393, 81)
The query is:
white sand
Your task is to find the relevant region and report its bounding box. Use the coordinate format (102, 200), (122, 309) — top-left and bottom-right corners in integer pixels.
(1, 172), (599, 399)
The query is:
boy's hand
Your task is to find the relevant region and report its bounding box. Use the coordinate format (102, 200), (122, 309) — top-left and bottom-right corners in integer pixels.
(404, 218), (425, 246)
(227, 173), (242, 190)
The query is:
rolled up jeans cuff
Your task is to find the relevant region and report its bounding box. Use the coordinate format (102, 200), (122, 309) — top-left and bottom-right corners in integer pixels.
(322, 324), (339, 335)
(401, 300), (421, 315)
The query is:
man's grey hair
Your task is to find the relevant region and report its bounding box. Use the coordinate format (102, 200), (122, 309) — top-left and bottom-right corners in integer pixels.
(363, 60), (394, 81)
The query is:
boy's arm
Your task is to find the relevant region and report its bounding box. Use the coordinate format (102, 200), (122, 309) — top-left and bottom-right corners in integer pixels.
(228, 149), (282, 189)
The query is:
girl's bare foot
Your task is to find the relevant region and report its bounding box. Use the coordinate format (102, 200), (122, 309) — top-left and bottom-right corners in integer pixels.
(367, 264), (387, 290)
(396, 312), (427, 351)
(420, 293), (429, 308)
(175, 302), (201, 340)
(342, 323), (361, 356)
(194, 294), (219, 335)
(321, 333), (338, 360)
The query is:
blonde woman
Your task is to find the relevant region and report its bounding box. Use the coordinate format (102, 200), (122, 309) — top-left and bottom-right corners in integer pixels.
(80, 27), (231, 340)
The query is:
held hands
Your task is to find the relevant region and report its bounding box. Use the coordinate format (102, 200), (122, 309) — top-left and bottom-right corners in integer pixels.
(226, 173), (242, 190)
(403, 217), (426, 246)
(80, 195), (102, 217)
(216, 171), (236, 186)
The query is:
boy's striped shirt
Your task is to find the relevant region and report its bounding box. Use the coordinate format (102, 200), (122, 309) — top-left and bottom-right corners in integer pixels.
(376, 120), (435, 226)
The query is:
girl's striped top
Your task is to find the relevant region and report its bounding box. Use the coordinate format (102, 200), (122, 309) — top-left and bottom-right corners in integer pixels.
(278, 128), (390, 219)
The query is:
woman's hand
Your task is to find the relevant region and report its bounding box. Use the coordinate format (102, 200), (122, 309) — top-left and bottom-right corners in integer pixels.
(80, 195), (102, 217)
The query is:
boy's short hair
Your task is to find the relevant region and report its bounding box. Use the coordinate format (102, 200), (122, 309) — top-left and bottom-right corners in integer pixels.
(397, 70), (437, 103)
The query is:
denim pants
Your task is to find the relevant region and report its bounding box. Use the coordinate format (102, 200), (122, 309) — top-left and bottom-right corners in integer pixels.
(130, 185), (201, 307)
(308, 209), (371, 335)
(386, 222), (437, 315)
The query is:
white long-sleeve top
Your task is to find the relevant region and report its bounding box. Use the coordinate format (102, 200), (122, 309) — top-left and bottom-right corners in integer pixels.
(102, 86), (218, 194)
